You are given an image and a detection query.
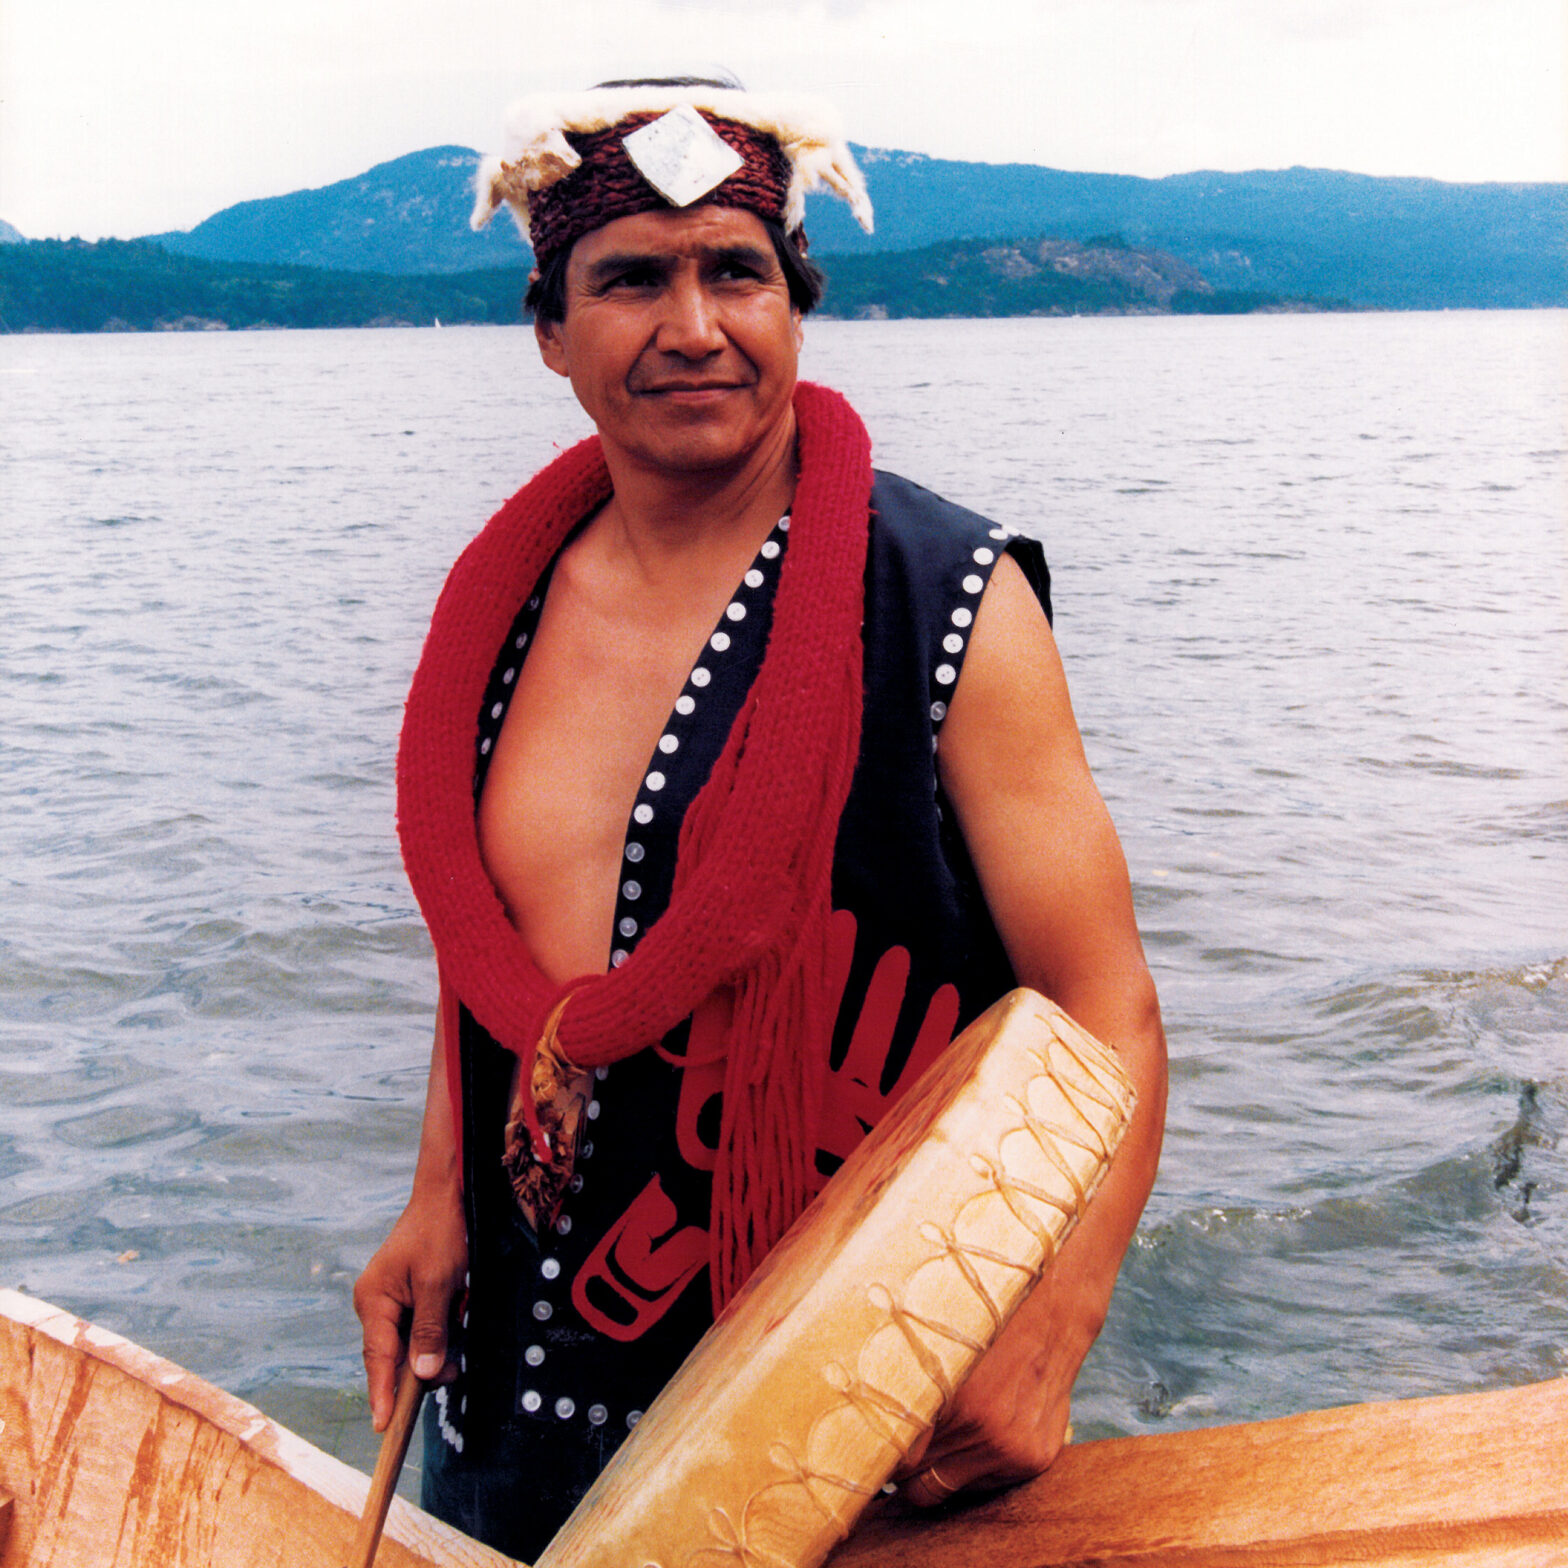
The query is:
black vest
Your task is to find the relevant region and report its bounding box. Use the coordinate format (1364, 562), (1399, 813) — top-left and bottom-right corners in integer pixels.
(428, 471), (1050, 1551)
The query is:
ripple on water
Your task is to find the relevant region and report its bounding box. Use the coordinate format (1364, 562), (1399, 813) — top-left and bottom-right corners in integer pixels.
(1075, 953), (1568, 1437)
(1082, 1143), (1568, 1439)
(52, 1104), (203, 1151)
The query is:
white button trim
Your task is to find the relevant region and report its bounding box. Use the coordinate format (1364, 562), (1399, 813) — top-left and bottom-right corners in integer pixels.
(710, 631), (731, 652)
(935, 663), (957, 686)
(962, 574), (984, 595)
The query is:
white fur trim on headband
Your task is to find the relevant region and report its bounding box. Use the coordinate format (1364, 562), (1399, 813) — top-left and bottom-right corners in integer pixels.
(469, 86), (874, 243)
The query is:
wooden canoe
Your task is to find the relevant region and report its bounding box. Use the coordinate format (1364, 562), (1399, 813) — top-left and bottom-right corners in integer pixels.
(3, 1286), (1565, 1566)
(0, 1287), (520, 1568)
(833, 1377), (1568, 1567)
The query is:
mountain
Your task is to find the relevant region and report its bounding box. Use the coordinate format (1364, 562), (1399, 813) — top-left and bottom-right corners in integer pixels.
(145, 147), (525, 274)
(120, 143), (1568, 312)
(817, 151), (1567, 310)
(0, 220), (26, 246)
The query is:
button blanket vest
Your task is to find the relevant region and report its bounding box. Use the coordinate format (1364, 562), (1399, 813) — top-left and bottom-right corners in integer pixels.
(397, 381), (872, 1308)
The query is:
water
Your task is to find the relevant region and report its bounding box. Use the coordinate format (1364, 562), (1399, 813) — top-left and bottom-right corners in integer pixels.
(2, 313), (1564, 1488)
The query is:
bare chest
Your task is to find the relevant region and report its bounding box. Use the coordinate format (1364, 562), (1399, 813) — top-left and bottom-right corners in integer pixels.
(475, 581), (721, 983)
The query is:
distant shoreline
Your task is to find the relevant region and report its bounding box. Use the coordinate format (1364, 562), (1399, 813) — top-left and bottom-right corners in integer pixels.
(21, 305), (1568, 337)
(23, 306), (1568, 338)
(12, 235), (1568, 338)
(2, 235), (1353, 335)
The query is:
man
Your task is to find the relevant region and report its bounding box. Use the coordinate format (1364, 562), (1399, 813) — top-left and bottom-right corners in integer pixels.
(356, 78), (1166, 1560)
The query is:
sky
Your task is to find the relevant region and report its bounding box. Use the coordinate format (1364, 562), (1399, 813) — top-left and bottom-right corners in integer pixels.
(1, 0), (1563, 241)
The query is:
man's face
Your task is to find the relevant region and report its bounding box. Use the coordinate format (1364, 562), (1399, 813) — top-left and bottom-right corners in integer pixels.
(535, 206), (803, 479)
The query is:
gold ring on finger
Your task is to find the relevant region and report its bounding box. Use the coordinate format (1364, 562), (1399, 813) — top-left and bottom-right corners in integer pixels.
(920, 1463), (958, 1498)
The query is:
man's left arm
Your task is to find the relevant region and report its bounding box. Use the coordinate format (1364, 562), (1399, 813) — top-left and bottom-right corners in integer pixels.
(901, 551), (1169, 1504)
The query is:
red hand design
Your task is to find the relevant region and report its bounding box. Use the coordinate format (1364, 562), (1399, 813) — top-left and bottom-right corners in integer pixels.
(815, 911), (960, 1184)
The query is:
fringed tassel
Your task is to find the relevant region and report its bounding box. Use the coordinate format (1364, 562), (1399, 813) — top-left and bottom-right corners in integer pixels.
(705, 659), (858, 1313)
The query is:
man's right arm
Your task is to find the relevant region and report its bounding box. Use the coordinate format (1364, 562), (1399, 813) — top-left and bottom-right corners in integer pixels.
(353, 1006), (468, 1431)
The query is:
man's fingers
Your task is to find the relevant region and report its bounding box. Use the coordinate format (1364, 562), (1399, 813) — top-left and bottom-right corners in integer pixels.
(363, 1351), (400, 1433)
(356, 1281), (412, 1434)
(901, 1414), (1073, 1508)
(901, 1452), (974, 1509)
(360, 1303), (408, 1433)
(361, 1332), (405, 1433)
(407, 1277), (456, 1383)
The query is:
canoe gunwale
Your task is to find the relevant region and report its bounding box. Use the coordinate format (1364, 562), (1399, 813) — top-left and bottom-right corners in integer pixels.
(0, 1287), (520, 1568)
(830, 1376), (1568, 1567)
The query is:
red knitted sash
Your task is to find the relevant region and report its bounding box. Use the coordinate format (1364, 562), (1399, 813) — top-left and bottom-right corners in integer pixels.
(397, 381), (871, 1307)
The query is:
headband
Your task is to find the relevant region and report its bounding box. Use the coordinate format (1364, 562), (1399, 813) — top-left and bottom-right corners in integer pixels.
(471, 86), (874, 264)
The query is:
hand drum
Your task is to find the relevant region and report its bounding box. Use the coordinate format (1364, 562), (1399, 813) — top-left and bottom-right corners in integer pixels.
(535, 988), (1137, 1568)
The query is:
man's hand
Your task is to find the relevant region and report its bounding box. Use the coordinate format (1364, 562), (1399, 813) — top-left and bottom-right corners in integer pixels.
(892, 1223), (1110, 1505)
(354, 1182), (468, 1431)
(895, 1282), (1075, 1504)
(355, 1005), (469, 1431)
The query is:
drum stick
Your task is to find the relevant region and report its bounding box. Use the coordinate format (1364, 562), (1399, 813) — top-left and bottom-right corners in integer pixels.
(346, 1361), (426, 1568)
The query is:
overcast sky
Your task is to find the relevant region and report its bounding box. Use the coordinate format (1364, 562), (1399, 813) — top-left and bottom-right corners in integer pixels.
(2, 0), (1563, 240)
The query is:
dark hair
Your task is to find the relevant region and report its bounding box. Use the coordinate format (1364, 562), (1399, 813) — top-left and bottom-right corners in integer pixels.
(525, 217), (824, 323)
(524, 72), (824, 323)
(593, 73), (743, 91)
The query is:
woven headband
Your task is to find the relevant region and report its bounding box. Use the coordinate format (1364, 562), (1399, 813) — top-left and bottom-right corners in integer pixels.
(471, 86), (874, 264)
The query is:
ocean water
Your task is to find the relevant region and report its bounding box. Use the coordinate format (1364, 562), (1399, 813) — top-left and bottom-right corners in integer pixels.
(2, 311), (1564, 1489)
